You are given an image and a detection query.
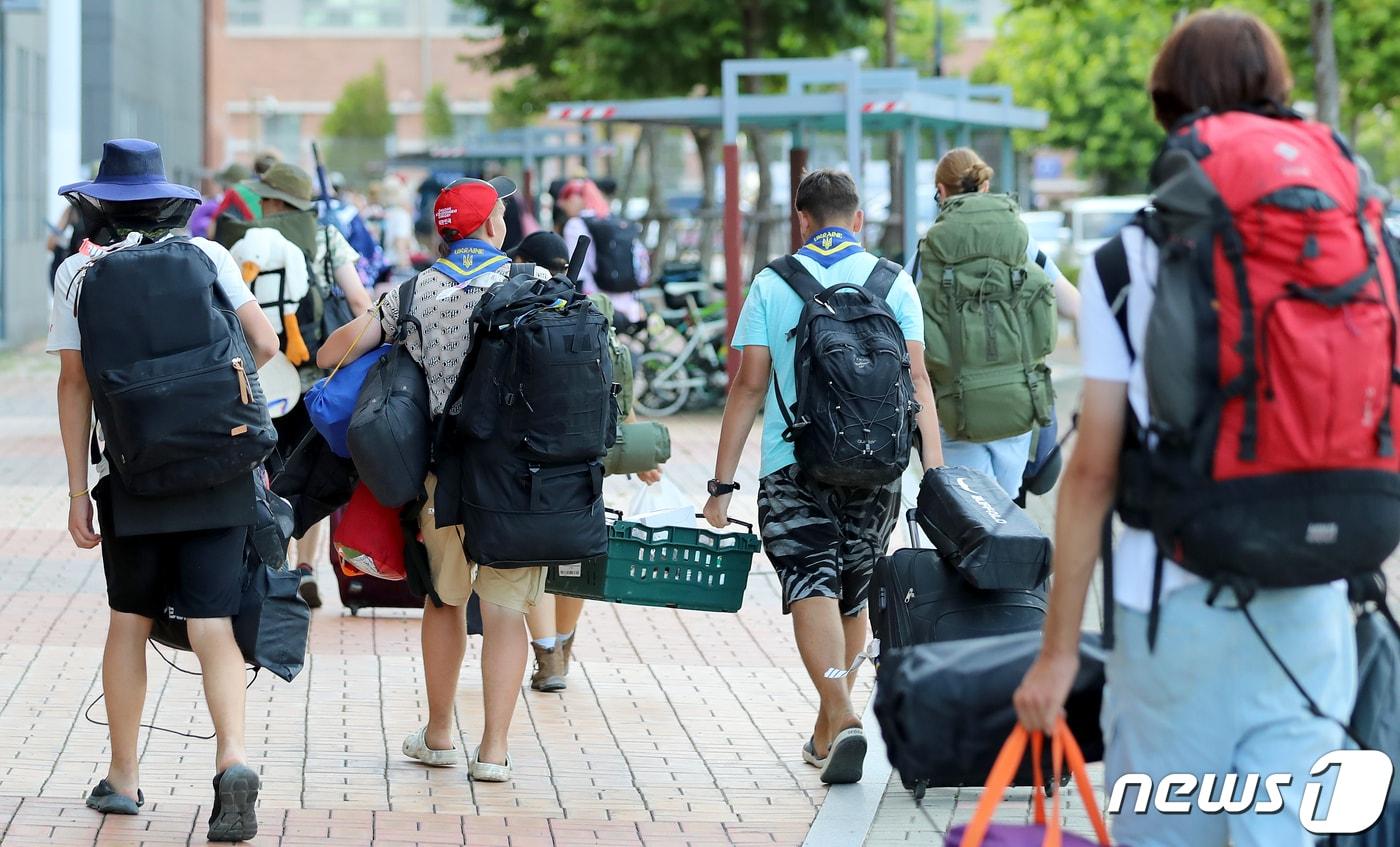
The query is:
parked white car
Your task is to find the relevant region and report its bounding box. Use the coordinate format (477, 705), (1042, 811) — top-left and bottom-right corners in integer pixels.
(1067, 195), (1150, 265)
(1020, 210), (1070, 267)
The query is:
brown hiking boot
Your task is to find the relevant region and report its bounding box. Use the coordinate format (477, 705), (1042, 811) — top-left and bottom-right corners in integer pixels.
(530, 644), (566, 692)
(558, 632), (576, 676)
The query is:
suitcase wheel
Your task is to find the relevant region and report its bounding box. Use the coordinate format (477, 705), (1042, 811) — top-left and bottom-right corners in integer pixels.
(348, 606), (361, 616)
(912, 781), (927, 804)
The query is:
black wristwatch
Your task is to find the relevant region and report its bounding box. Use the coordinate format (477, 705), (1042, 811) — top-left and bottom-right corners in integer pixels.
(707, 479), (741, 497)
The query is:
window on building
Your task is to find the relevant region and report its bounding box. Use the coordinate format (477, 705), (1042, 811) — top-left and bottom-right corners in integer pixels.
(451, 113), (487, 142)
(302, 0), (407, 28)
(262, 113), (303, 162)
(445, 1), (486, 26)
(227, 0), (264, 26)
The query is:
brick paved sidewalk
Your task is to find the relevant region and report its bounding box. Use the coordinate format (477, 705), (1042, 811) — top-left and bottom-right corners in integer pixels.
(0, 348), (860, 846)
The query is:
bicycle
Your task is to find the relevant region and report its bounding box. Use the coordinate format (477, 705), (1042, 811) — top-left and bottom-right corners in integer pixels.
(630, 281), (730, 417)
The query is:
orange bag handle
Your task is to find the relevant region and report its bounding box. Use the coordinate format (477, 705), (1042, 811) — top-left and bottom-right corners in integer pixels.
(959, 719), (1111, 847)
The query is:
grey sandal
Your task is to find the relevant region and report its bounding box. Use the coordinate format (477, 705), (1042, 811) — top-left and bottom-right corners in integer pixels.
(207, 764), (260, 842)
(85, 779), (143, 815)
(802, 736), (827, 768)
(819, 727), (868, 785)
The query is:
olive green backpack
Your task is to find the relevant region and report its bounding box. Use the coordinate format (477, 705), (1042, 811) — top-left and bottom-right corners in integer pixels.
(916, 192), (1056, 443)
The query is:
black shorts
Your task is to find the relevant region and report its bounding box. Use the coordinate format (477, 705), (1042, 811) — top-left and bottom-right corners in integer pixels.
(756, 464), (900, 616)
(94, 481), (249, 619)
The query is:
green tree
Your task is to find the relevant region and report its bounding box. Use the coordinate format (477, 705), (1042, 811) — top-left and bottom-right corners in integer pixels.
(322, 63), (394, 185)
(975, 0), (1172, 193)
(424, 83), (454, 141)
(989, 0), (1400, 189)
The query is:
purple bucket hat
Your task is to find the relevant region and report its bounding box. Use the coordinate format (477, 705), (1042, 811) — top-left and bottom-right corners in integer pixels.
(58, 138), (201, 202)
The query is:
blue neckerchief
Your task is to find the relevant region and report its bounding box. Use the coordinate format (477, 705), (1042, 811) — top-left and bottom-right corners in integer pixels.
(432, 238), (509, 287)
(796, 227), (864, 268)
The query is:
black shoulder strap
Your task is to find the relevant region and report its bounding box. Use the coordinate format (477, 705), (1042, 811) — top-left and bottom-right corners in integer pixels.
(863, 257), (902, 302)
(396, 273), (419, 326)
(767, 255), (826, 302)
(1094, 233), (1133, 359)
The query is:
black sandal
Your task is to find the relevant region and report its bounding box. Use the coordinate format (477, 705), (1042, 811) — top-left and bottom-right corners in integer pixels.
(85, 779), (143, 815)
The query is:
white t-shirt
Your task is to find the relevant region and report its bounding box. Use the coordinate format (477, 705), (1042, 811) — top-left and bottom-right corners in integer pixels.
(47, 233), (256, 354)
(1077, 224), (1205, 612)
(381, 206), (414, 267)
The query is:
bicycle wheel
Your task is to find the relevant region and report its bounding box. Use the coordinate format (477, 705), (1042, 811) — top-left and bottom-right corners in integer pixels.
(634, 351), (691, 417)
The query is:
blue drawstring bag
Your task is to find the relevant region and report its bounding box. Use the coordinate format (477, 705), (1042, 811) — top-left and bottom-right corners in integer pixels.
(304, 344), (389, 457)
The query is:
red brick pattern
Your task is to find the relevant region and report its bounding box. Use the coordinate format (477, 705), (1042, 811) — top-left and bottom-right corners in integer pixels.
(0, 351), (847, 845)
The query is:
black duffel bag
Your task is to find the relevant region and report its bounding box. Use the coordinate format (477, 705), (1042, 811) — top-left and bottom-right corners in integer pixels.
(874, 630), (1104, 797)
(347, 275), (431, 508)
(150, 472), (311, 682)
(271, 428), (357, 538)
(917, 466), (1051, 591)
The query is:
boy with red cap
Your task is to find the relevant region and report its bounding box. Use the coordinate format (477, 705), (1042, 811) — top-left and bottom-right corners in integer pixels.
(319, 176), (549, 782)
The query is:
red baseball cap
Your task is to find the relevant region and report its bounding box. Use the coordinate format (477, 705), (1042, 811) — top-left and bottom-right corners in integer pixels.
(433, 176), (517, 239)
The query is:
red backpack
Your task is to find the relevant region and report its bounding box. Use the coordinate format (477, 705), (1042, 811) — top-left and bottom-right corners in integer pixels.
(1100, 107), (1400, 642)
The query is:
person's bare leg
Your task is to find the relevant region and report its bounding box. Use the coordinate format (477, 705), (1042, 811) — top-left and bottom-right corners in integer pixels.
(554, 595), (585, 636)
(297, 521), (324, 567)
(841, 609), (869, 695)
(791, 597), (862, 757)
(185, 617), (248, 772)
(102, 611), (153, 801)
(525, 593), (556, 642)
(420, 599), (467, 751)
(477, 599), (528, 765)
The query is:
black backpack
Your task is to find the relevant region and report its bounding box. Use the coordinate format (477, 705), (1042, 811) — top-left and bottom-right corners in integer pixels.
(440, 265), (616, 568)
(76, 238), (278, 497)
(582, 216), (643, 292)
(769, 256), (917, 488)
(452, 266), (618, 463)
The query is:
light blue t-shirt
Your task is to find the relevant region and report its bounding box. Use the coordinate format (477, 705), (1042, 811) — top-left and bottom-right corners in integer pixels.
(732, 228), (924, 477)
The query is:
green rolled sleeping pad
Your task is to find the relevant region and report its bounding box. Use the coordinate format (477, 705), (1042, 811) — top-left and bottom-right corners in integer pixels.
(604, 421), (672, 476)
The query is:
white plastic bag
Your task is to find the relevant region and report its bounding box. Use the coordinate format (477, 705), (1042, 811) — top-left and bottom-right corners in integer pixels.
(628, 477), (696, 528)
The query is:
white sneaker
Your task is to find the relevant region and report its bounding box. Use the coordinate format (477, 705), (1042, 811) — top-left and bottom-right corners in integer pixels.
(468, 748), (511, 782)
(402, 727), (461, 767)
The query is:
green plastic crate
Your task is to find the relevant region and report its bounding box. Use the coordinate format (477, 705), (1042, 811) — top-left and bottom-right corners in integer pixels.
(546, 518), (760, 612)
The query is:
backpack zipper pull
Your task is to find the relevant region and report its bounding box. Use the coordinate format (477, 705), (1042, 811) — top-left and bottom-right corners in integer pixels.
(232, 357), (251, 404)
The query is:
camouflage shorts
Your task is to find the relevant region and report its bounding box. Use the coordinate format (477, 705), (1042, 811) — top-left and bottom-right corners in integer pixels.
(756, 464), (900, 616)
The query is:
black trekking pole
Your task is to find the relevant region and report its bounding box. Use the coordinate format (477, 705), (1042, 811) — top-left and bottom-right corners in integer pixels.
(565, 235), (591, 284)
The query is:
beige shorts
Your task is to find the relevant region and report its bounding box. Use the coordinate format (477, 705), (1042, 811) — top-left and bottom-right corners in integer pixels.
(420, 475), (546, 612)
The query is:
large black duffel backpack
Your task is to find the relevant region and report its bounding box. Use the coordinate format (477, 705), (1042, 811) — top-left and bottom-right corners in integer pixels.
(443, 264), (615, 567)
(76, 238), (277, 497)
(874, 631), (1104, 801)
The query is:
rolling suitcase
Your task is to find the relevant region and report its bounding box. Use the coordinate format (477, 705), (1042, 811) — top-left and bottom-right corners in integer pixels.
(870, 510), (1048, 653)
(328, 507), (422, 614)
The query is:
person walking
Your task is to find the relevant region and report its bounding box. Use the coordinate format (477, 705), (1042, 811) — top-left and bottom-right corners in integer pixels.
(557, 178), (648, 323)
(508, 231), (665, 692)
(317, 176), (547, 782)
(1015, 11), (1368, 846)
(50, 139), (280, 841)
(703, 169), (942, 784)
(911, 148), (1069, 498)
(244, 162), (372, 607)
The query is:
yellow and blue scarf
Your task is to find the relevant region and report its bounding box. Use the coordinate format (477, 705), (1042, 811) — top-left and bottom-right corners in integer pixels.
(433, 238), (509, 288)
(796, 227), (864, 268)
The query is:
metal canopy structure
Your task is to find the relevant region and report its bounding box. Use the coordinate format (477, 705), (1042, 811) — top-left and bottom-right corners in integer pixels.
(392, 126), (606, 209)
(549, 58), (1048, 373)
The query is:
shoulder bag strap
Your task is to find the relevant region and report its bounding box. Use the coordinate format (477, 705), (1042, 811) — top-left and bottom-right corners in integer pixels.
(1094, 233), (1133, 358)
(863, 257), (902, 302)
(766, 255), (826, 302)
